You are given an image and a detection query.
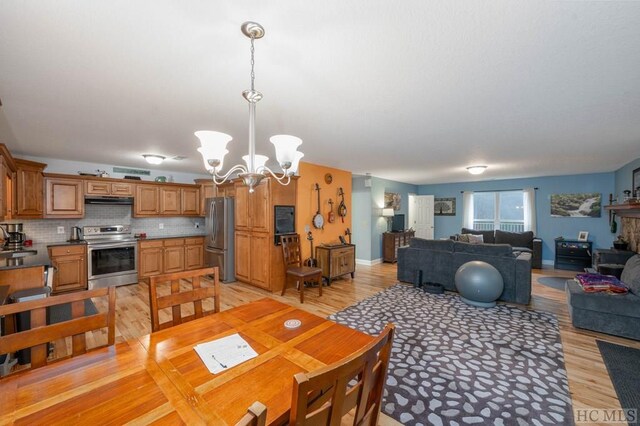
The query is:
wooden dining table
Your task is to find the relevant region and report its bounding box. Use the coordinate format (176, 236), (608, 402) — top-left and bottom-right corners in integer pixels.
(0, 298), (374, 425)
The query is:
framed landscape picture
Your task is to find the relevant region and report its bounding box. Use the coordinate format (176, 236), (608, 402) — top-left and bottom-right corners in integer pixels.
(550, 193), (601, 217)
(434, 198), (456, 216)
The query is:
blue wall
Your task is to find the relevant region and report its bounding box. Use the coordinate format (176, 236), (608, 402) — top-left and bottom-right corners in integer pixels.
(370, 177), (418, 260)
(615, 157), (640, 200)
(352, 176), (372, 261)
(418, 173), (616, 263)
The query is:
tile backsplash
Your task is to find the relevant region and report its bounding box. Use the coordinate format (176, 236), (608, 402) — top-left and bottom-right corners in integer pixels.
(3, 205), (205, 243)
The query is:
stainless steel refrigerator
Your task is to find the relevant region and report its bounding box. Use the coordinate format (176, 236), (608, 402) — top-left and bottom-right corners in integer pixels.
(205, 197), (235, 282)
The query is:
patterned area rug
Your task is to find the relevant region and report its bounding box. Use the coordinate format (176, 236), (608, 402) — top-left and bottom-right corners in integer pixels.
(329, 284), (573, 426)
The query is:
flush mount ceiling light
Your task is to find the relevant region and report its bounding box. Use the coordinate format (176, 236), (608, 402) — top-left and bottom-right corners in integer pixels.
(195, 21), (304, 193)
(143, 155), (166, 165)
(466, 165), (488, 175)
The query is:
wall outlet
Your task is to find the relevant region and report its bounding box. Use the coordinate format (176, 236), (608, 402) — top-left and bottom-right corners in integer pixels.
(57, 226), (65, 234)
(194, 222), (200, 229)
(158, 223), (164, 229)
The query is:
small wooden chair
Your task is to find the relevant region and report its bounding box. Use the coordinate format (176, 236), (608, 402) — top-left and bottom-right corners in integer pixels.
(235, 401), (267, 426)
(148, 267), (220, 332)
(289, 323), (395, 425)
(280, 234), (323, 303)
(0, 287), (116, 371)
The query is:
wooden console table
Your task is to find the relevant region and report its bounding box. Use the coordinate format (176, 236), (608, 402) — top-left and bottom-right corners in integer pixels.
(316, 244), (355, 284)
(383, 230), (415, 263)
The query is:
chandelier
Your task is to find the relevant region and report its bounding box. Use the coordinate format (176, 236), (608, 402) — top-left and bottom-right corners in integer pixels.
(195, 22), (304, 193)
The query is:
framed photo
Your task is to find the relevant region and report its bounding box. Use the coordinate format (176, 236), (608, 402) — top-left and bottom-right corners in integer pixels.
(550, 193), (601, 217)
(633, 167), (640, 197)
(577, 231), (589, 242)
(434, 198), (456, 216)
(384, 192), (401, 211)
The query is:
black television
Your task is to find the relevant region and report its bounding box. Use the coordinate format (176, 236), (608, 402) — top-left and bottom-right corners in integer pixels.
(391, 214), (405, 232)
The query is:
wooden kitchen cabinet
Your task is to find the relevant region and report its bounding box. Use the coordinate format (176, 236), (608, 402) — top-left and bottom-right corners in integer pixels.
(181, 187), (200, 216)
(195, 179), (216, 217)
(160, 187), (181, 215)
(86, 180), (133, 197)
(185, 237), (204, 270)
(316, 244), (356, 284)
(14, 158), (46, 218)
(49, 245), (87, 294)
(138, 241), (164, 278)
(233, 177), (297, 292)
(135, 185), (159, 216)
(0, 146), (16, 221)
(44, 176), (84, 218)
(139, 237), (205, 279)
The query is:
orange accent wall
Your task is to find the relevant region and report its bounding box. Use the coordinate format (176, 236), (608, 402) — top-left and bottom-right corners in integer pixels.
(296, 162), (352, 262)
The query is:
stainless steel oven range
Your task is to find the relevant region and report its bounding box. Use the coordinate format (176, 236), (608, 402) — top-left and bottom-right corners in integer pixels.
(84, 225), (137, 289)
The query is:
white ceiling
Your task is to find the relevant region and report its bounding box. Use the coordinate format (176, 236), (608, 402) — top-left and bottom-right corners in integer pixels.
(1, 1), (640, 185)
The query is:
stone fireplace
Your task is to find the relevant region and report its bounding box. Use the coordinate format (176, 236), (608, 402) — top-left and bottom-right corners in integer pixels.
(620, 217), (640, 253)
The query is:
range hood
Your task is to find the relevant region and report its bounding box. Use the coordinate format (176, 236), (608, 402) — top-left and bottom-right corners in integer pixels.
(84, 196), (133, 205)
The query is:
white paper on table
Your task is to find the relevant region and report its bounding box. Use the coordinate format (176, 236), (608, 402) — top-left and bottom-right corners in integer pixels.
(194, 333), (258, 374)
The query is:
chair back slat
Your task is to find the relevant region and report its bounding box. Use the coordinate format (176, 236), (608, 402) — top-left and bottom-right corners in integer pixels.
(281, 234), (303, 267)
(148, 267), (219, 332)
(0, 287), (116, 372)
(290, 323), (395, 425)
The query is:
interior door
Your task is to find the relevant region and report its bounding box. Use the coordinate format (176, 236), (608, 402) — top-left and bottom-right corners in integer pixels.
(412, 195), (434, 239)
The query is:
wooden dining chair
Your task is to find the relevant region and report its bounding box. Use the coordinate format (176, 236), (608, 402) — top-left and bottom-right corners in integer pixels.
(0, 287), (116, 371)
(280, 234), (323, 303)
(235, 401), (267, 426)
(148, 267), (220, 332)
(289, 323), (395, 425)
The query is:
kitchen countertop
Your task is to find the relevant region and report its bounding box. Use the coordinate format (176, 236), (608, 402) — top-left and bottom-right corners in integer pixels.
(0, 241), (87, 271)
(137, 234), (206, 241)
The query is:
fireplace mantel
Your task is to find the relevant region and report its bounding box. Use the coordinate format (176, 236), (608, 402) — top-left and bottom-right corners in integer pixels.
(605, 203), (640, 218)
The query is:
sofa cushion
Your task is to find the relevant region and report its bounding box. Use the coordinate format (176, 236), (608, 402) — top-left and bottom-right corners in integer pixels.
(495, 230), (534, 249)
(620, 255), (640, 296)
(453, 242), (514, 257)
(461, 228), (495, 244)
(410, 238), (454, 252)
(468, 234), (484, 244)
(566, 279), (640, 318)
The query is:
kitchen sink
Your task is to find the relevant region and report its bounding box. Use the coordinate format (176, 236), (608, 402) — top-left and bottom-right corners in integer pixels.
(0, 249), (37, 259)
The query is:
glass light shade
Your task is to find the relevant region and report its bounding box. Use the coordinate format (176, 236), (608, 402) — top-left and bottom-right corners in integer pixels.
(143, 155), (165, 165)
(243, 154), (269, 173)
(195, 131), (233, 164)
(288, 151), (304, 175)
(199, 149), (228, 171)
(270, 135), (302, 166)
(466, 165), (487, 175)
(382, 208), (395, 217)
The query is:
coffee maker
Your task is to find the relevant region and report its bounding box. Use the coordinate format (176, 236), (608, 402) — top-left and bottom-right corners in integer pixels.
(0, 223), (26, 250)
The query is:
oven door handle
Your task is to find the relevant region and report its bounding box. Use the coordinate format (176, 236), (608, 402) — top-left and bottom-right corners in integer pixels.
(87, 242), (137, 250)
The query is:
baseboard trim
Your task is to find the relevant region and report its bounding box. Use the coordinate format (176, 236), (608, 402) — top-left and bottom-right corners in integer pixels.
(356, 258), (383, 266)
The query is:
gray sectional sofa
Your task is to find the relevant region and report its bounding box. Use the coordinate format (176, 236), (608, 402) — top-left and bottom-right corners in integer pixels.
(457, 228), (543, 269)
(566, 254), (640, 340)
(397, 238), (532, 304)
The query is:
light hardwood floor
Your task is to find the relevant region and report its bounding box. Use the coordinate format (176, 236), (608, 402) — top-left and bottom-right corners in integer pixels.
(94, 263), (640, 423)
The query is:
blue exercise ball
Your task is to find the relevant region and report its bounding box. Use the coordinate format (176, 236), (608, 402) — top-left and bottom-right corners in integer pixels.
(455, 261), (504, 308)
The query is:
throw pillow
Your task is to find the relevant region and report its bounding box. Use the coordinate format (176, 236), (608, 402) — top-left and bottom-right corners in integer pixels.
(458, 234), (471, 243)
(620, 255), (640, 296)
(467, 234), (484, 244)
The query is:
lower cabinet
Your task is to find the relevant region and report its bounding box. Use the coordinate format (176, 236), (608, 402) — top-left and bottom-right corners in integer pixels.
(316, 244), (356, 284)
(48, 245), (87, 294)
(235, 231), (270, 290)
(138, 237), (205, 279)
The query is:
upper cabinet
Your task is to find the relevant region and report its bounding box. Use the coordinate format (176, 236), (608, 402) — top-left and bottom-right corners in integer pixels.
(235, 181), (269, 232)
(86, 180), (133, 197)
(14, 158), (46, 219)
(134, 183), (200, 217)
(0, 145), (16, 221)
(44, 176), (84, 218)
